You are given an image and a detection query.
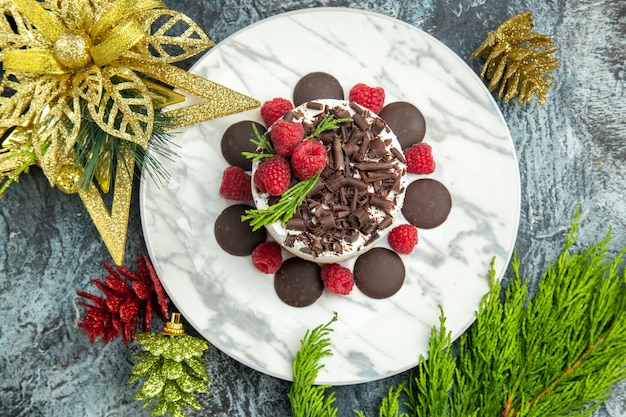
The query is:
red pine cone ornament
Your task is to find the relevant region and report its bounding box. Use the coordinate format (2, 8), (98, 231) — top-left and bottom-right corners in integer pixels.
(77, 253), (170, 343)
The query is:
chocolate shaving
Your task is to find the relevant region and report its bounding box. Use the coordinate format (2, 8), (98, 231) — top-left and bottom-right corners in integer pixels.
(361, 222), (378, 235)
(391, 146), (406, 163)
(349, 102), (364, 113)
(343, 143), (359, 156)
(378, 215), (393, 230)
(307, 101), (325, 110)
(332, 137), (345, 170)
(325, 172), (346, 192)
(353, 113), (369, 131)
(345, 230), (360, 242)
(344, 176), (367, 189)
(353, 208), (371, 226)
(332, 107), (351, 119)
(356, 130), (371, 161)
(286, 218), (307, 231)
(372, 118), (386, 135)
(319, 215), (336, 231)
(365, 232), (380, 245)
(307, 179), (326, 197)
(371, 196), (393, 213)
(353, 162), (396, 171)
(364, 172), (397, 181)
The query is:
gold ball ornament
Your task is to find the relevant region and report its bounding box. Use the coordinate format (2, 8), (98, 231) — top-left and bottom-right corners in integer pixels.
(55, 164), (84, 194)
(53, 30), (93, 70)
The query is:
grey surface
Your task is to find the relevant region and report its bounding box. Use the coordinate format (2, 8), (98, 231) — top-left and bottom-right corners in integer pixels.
(1, 0), (624, 416)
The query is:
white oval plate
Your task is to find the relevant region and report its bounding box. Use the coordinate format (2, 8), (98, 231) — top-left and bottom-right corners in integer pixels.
(140, 8), (520, 385)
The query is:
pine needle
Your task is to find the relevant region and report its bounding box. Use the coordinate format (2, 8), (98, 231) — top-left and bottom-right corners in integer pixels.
(289, 313), (339, 417)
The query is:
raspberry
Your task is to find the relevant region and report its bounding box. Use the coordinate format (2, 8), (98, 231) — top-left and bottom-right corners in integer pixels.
(404, 142), (436, 174)
(291, 140), (328, 180)
(219, 166), (252, 201)
(388, 224), (418, 254)
(261, 97), (293, 127)
(251, 241), (283, 274)
(270, 119), (305, 157)
(253, 155), (291, 196)
(321, 263), (354, 295)
(349, 83), (385, 114)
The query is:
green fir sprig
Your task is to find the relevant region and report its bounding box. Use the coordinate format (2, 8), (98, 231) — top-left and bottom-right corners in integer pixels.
(241, 172), (320, 230)
(289, 313), (338, 417)
(242, 123), (274, 162)
(404, 308), (457, 417)
(74, 99), (177, 190)
(354, 385), (409, 417)
(306, 115), (353, 140)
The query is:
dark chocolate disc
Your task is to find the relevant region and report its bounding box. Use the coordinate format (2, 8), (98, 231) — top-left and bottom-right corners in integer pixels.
(354, 248), (405, 299)
(402, 178), (452, 229)
(221, 121), (267, 171)
(214, 204), (267, 256)
(379, 101), (426, 149)
(293, 72), (344, 106)
(274, 257), (323, 307)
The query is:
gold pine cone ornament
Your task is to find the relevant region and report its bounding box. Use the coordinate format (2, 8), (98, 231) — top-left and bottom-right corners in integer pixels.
(470, 12), (560, 105)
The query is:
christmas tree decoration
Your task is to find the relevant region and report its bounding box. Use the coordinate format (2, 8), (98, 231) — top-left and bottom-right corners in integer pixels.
(77, 253), (170, 343)
(0, 0), (260, 264)
(469, 12), (559, 105)
(128, 313), (210, 417)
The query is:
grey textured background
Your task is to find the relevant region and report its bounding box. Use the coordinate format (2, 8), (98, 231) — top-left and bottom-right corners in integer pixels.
(1, 0), (625, 416)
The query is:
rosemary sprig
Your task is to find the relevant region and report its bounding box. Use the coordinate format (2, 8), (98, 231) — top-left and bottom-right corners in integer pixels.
(289, 313), (338, 417)
(242, 123), (274, 162)
(241, 172), (320, 231)
(305, 115), (353, 139)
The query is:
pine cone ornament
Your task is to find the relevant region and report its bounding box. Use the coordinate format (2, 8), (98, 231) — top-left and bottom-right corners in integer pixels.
(469, 12), (559, 105)
(128, 314), (210, 417)
(77, 253), (170, 343)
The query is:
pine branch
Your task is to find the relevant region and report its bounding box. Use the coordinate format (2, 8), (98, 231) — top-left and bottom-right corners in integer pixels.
(73, 92), (178, 191)
(402, 209), (626, 417)
(305, 116), (353, 140)
(405, 308), (457, 417)
(289, 313), (339, 417)
(354, 385), (409, 417)
(242, 123), (275, 162)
